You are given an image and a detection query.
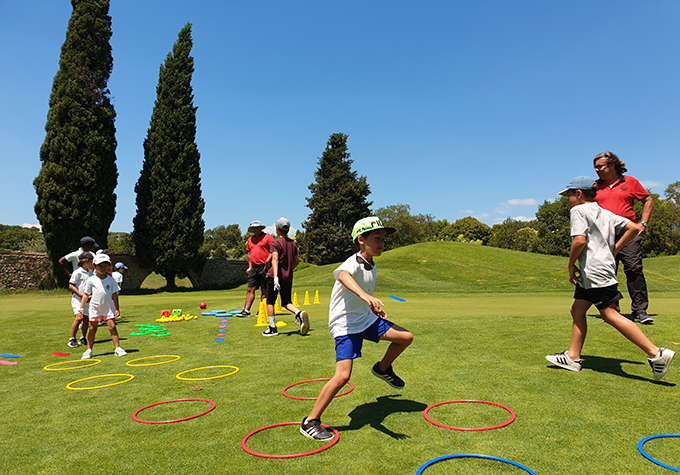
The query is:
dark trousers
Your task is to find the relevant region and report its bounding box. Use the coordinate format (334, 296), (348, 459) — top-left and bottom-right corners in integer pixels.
(615, 235), (649, 315)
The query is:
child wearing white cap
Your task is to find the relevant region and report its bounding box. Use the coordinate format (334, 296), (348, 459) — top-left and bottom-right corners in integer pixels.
(77, 253), (127, 359)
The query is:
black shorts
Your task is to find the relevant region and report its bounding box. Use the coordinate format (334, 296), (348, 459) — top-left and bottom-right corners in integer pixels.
(573, 283), (623, 310)
(266, 277), (293, 307)
(247, 265), (267, 289)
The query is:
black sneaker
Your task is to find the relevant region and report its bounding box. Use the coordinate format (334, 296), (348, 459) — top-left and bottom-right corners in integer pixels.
(235, 310), (251, 318)
(79, 337), (87, 346)
(262, 326), (278, 337)
(68, 338), (78, 348)
(300, 417), (334, 441)
(634, 313), (654, 324)
(371, 362), (405, 389)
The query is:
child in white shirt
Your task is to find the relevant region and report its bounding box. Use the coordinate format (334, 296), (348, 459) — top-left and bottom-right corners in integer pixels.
(78, 253), (127, 359)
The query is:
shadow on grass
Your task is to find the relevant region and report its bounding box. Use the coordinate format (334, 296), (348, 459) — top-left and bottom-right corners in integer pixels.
(333, 395), (428, 439)
(579, 354), (676, 386)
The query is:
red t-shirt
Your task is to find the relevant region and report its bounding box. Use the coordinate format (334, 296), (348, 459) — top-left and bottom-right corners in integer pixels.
(246, 233), (273, 265)
(594, 175), (649, 222)
(266, 236), (298, 281)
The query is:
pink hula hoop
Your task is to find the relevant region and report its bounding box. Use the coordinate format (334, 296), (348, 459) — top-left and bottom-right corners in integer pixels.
(423, 400), (516, 431)
(241, 422), (339, 458)
(132, 398), (216, 424)
(282, 378), (354, 401)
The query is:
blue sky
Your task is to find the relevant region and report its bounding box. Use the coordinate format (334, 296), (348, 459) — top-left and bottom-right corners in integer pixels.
(1, 1), (679, 235)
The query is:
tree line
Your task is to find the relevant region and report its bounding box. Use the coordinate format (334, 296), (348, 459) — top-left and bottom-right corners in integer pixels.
(29, 1), (679, 290)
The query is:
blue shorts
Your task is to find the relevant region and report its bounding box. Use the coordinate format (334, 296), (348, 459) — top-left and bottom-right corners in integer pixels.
(334, 318), (395, 362)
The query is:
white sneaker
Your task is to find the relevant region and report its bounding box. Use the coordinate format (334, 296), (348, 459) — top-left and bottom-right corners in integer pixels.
(298, 311), (310, 336)
(114, 347), (127, 357)
(546, 351), (581, 372)
(649, 348), (675, 381)
(82, 349), (93, 359)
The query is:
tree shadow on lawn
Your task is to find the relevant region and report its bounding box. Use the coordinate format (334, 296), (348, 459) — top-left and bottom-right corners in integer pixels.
(579, 354), (675, 386)
(333, 395), (428, 439)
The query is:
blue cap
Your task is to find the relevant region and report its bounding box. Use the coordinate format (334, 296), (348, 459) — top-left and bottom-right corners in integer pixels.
(559, 176), (595, 196)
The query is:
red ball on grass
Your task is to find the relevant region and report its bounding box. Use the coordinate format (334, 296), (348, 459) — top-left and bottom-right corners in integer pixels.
(199, 302), (207, 309)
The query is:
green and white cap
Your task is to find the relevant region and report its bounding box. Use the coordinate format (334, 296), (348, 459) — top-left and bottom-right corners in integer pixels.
(351, 217), (396, 241)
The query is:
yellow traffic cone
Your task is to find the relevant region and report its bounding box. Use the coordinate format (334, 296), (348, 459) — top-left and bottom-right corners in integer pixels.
(313, 290), (321, 304)
(275, 319), (288, 327)
(293, 292), (300, 307)
(303, 290), (311, 305)
(275, 296), (282, 315)
(255, 300), (268, 327)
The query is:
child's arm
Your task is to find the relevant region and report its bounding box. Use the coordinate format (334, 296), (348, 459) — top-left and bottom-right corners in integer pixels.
(112, 292), (120, 318)
(568, 236), (587, 285)
(78, 293), (91, 317)
(69, 283), (81, 298)
(613, 222), (638, 256)
(337, 270), (386, 318)
(271, 251), (280, 290)
(59, 256), (73, 277)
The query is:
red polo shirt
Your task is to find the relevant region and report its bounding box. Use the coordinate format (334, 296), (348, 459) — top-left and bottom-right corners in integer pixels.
(594, 175), (649, 222)
(246, 233), (273, 265)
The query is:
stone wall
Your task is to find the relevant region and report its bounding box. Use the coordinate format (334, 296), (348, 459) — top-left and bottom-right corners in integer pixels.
(0, 251), (247, 291)
(0, 250), (57, 290)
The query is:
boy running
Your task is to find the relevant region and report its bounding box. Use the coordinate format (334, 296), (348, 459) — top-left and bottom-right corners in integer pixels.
(546, 176), (674, 381)
(300, 217), (413, 441)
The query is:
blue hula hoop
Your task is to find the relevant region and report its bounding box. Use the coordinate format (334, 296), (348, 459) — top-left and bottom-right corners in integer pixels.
(416, 454), (537, 475)
(638, 434), (680, 472)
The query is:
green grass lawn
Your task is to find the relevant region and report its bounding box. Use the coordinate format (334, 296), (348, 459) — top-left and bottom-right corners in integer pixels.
(1, 243), (679, 474)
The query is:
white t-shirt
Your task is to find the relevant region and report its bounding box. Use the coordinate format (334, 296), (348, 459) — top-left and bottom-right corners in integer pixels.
(570, 202), (629, 289)
(62, 248), (84, 272)
(69, 267), (93, 315)
(328, 253), (379, 339)
(83, 275), (120, 318)
(113, 271), (123, 286)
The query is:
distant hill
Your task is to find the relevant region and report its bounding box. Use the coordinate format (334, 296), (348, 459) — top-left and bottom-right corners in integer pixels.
(293, 241), (680, 294)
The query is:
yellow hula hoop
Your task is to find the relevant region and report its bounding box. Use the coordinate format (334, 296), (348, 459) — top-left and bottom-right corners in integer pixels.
(66, 374), (135, 390)
(126, 355), (181, 367)
(176, 365), (239, 381)
(44, 359), (102, 371)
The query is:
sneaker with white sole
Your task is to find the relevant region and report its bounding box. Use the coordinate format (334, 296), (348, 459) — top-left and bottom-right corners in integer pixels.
(114, 347), (127, 357)
(262, 326), (278, 337)
(235, 310), (251, 318)
(371, 362), (405, 389)
(297, 311), (310, 336)
(546, 351), (581, 372)
(634, 313), (654, 324)
(79, 337), (87, 346)
(648, 348), (675, 381)
(300, 417), (334, 441)
(81, 349), (93, 359)
(68, 338), (78, 348)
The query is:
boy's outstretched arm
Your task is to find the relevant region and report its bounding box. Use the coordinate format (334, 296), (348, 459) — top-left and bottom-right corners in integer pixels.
(568, 236), (587, 285)
(613, 222), (638, 257)
(337, 270), (386, 318)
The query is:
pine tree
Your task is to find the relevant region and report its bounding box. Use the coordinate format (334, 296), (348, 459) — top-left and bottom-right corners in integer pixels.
(133, 24), (205, 287)
(301, 133), (372, 265)
(34, 0), (118, 287)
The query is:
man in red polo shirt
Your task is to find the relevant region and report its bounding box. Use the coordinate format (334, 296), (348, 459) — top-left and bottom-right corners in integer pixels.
(593, 152), (654, 324)
(235, 220), (273, 317)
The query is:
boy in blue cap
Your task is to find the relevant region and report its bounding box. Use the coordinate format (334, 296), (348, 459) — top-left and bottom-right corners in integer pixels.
(546, 176), (674, 381)
(300, 217), (413, 441)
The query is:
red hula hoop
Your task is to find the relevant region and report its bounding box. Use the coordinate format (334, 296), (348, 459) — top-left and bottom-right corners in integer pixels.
(423, 400), (516, 431)
(282, 378), (354, 401)
(241, 422), (339, 458)
(132, 398), (216, 424)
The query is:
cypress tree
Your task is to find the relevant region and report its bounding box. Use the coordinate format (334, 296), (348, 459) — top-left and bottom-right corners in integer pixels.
(301, 133), (372, 265)
(133, 24), (205, 287)
(34, 0), (118, 287)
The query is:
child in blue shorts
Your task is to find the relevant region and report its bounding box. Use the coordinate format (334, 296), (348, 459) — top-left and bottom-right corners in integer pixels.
(300, 217), (414, 441)
(546, 176), (674, 381)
